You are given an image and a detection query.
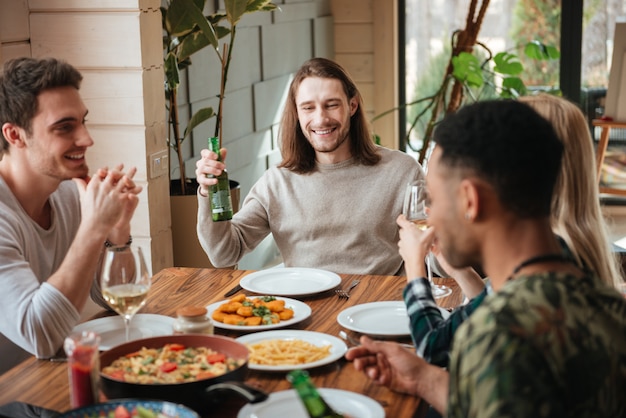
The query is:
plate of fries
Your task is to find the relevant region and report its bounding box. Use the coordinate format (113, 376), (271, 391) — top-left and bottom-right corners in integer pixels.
(207, 295), (311, 332)
(236, 330), (348, 371)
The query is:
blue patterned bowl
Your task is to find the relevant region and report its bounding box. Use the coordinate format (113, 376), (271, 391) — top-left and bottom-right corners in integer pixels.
(59, 399), (199, 418)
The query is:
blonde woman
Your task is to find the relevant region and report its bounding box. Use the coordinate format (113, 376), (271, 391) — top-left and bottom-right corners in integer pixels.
(520, 93), (624, 288)
(398, 94), (624, 368)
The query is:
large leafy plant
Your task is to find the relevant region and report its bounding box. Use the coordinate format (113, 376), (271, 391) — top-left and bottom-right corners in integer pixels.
(163, 0), (277, 195)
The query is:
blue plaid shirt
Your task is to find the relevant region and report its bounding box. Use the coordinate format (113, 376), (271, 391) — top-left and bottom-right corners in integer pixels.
(403, 278), (489, 367)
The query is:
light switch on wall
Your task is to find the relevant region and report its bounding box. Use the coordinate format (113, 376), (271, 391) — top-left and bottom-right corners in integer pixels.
(150, 150), (169, 179)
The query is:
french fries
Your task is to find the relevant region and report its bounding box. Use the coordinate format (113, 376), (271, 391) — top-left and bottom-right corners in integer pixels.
(212, 295), (295, 326)
(246, 339), (331, 365)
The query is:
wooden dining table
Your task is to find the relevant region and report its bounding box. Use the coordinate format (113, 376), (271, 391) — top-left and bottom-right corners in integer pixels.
(0, 267), (462, 418)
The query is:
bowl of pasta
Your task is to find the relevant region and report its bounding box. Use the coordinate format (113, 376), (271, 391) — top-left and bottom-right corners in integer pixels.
(99, 334), (267, 414)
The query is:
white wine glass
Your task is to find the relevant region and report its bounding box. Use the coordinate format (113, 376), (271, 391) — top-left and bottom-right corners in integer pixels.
(403, 180), (452, 299)
(101, 245), (151, 342)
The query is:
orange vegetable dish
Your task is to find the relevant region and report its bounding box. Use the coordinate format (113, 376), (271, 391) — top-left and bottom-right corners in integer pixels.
(212, 295), (294, 326)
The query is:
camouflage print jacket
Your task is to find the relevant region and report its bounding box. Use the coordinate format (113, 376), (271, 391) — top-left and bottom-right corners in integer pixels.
(447, 272), (626, 418)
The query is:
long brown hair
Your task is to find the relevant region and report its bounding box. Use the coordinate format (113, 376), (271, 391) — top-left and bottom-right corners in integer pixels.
(520, 94), (624, 288)
(278, 58), (380, 173)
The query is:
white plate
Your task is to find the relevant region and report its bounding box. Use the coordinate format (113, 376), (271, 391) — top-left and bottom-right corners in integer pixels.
(239, 268), (342, 297)
(206, 297), (312, 332)
(337, 301), (410, 337)
(235, 330), (347, 372)
(337, 302), (451, 338)
(237, 388), (385, 418)
(71, 314), (175, 350)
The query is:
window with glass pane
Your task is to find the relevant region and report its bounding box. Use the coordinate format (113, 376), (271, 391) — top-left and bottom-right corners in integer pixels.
(403, 0), (626, 169)
(582, 0), (626, 137)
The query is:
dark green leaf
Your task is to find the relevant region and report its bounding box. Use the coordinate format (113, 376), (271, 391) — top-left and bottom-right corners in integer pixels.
(545, 44), (560, 59)
(177, 31), (211, 62)
(183, 107), (216, 138)
(164, 53), (180, 91)
(225, 0), (248, 26)
(178, 0), (219, 50)
(166, 0), (203, 37)
(246, 0), (279, 13)
(500, 77), (527, 98)
(524, 41), (543, 59)
(452, 52), (483, 88)
(215, 26), (231, 39)
(524, 40), (560, 61)
(209, 13), (228, 26)
(493, 52), (523, 75)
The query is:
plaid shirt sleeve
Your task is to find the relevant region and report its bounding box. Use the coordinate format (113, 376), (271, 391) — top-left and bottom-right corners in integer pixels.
(403, 278), (488, 367)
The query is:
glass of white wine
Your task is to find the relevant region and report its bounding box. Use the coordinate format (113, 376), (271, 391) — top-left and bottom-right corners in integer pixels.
(403, 180), (452, 299)
(101, 245), (151, 342)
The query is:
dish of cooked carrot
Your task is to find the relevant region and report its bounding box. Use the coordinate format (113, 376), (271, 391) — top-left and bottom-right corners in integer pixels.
(211, 295), (295, 326)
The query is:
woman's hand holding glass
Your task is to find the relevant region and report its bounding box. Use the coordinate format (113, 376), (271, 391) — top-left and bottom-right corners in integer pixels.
(397, 214), (434, 279)
(401, 180), (452, 299)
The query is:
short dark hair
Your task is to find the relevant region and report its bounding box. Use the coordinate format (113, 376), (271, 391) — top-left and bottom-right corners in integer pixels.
(433, 99), (563, 218)
(278, 57), (380, 173)
(0, 57), (83, 151)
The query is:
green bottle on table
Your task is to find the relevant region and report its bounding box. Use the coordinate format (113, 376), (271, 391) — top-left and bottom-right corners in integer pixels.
(207, 136), (233, 222)
(287, 370), (345, 418)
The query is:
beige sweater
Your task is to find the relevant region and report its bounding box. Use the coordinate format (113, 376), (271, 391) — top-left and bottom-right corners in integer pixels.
(197, 147), (423, 275)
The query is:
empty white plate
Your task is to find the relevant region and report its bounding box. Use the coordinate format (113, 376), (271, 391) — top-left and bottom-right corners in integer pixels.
(337, 301), (410, 337)
(239, 268), (341, 297)
(337, 301), (451, 338)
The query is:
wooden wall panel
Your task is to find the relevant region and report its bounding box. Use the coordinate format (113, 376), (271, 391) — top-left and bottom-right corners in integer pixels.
(331, 0), (373, 23)
(0, 0), (29, 42)
(331, 0), (398, 150)
(335, 53), (375, 82)
(335, 23), (374, 53)
(372, 0), (398, 149)
(0, 44), (31, 62)
(28, 0), (159, 11)
(314, 15), (335, 58)
(30, 10), (161, 69)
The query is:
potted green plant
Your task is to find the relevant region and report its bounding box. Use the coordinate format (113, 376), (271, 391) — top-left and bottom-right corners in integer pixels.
(372, 0), (560, 164)
(162, 0), (277, 267)
(162, 0), (278, 195)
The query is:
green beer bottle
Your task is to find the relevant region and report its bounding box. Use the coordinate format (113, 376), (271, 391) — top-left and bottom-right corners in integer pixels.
(207, 137), (233, 221)
(287, 370), (345, 418)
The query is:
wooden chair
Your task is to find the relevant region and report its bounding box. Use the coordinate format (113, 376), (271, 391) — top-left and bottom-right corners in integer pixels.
(593, 119), (626, 196)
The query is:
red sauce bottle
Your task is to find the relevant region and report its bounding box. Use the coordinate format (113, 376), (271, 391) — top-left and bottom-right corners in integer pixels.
(64, 331), (100, 408)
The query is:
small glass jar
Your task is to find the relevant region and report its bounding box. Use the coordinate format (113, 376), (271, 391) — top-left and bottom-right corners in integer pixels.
(173, 306), (214, 335)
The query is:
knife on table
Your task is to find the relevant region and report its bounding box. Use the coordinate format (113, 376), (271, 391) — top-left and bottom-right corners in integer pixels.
(224, 283), (242, 297)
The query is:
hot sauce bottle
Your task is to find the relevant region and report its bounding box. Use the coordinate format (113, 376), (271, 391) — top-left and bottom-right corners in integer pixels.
(64, 331), (100, 408)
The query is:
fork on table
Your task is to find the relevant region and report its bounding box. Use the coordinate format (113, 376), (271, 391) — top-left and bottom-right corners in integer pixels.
(335, 279), (360, 299)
